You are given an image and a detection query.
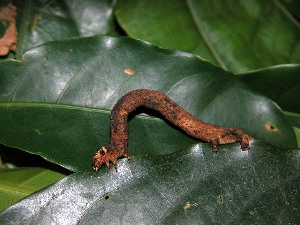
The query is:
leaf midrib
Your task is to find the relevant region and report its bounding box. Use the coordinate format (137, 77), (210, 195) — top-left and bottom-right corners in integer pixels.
(0, 102), (170, 123)
(0, 182), (34, 195)
(186, 0), (226, 70)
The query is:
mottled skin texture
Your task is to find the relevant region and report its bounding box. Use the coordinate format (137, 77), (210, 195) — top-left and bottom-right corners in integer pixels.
(93, 89), (254, 171)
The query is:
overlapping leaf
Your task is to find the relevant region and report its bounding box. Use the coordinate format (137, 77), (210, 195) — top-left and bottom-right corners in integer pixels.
(0, 142), (299, 224)
(7, 0), (115, 58)
(239, 64), (300, 114)
(0, 1), (298, 223)
(116, 0), (300, 73)
(239, 64), (300, 146)
(0, 36), (296, 172)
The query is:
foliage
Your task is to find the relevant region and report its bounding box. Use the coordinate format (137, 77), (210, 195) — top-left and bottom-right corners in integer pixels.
(0, 0), (299, 224)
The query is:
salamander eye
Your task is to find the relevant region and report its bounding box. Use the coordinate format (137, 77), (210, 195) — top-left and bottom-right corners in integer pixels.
(100, 149), (106, 156)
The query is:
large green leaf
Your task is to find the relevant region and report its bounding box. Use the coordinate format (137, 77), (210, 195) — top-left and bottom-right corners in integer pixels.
(9, 0), (115, 58)
(115, 0), (300, 73)
(285, 112), (300, 146)
(0, 167), (65, 211)
(294, 127), (300, 146)
(0, 142), (299, 224)
(238, 64), (300, 146)
(239, 64), (300, 114)
(286, 112), (300, 128)
(0, 36), (296, 172)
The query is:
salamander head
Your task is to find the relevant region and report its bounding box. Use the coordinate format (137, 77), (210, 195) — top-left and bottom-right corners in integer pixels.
(92, 145), (121, 171)
(92, 146), (110, 171)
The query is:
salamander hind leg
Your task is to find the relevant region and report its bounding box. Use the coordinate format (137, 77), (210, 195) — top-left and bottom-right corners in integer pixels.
(229, 129), (254, 150)
(210, 128), (254, 152)
(239, 133), (253, 150)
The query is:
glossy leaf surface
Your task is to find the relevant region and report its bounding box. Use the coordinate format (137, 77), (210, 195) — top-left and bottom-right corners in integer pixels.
(116, 0), (300, 73)
(240, 64), (300, 113)
(0, 142), (299, 224)
(11, 0), (115, 58)
(285, 112), (300, 146)
(0, 36), (296, 172)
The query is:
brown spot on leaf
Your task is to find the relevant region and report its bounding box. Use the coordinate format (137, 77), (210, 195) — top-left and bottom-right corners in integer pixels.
(218, 194), (225, 203)
(0, 4), (17, 56)
(265, 123), (278, 132)
(124, 68), (135, 76)
(30, 14), (40, 32)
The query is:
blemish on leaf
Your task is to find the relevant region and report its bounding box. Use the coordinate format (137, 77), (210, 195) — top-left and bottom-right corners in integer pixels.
(183, 202), (191, 214)
(104, 195), (110, 200)
(124, 68), (135, 76)
(183, 201), (198, 214)
(35, 129), (42, 135)
(30, 14), (40, 32)
(218, 194), (225, 203)
(265, 123), (278, 132)
(190, 173), (194, 180)
(82, 193), (93, 200)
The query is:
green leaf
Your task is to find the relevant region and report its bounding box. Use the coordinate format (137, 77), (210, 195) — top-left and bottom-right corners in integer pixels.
(238, 64), (300, 146)
(285, 111), (300, 147)
(285, 111), (300, 128)
(0, 36), (296, 172)
(293, 127), (300, 147)
(239, 64), (300, 113)
(13, 0), (115, 58)
(0, 20), (6, 37)
(0, 142), (299, 224)
(0, 167), (65, 212)
(115, 0), (300, 73)
(63, 0), (116, 36)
